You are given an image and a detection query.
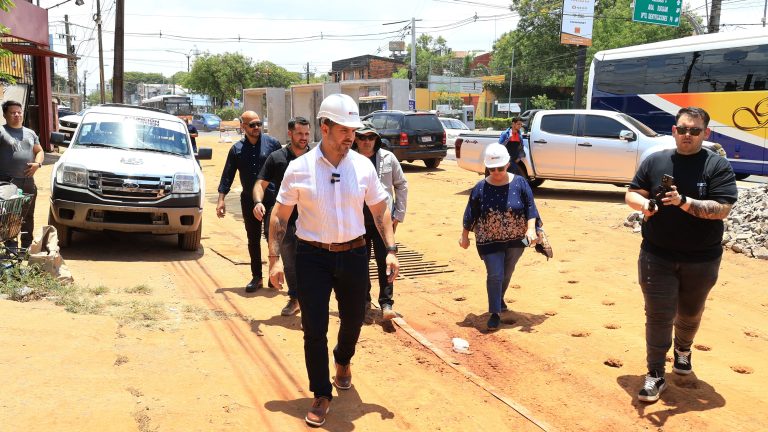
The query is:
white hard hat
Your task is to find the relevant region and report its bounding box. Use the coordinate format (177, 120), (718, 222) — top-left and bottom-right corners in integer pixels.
(317, 93), (364, 129)
(484, 143), (510, 168)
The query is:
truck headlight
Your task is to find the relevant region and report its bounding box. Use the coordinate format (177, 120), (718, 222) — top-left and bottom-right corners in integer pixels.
(172, 173), (199, 193)
(56, 164), (88, 187)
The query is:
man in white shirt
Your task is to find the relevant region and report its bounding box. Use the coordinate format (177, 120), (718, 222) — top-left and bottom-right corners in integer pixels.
(267, 94), (399, 427)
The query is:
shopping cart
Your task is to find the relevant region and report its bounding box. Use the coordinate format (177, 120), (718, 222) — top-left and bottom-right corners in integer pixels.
(0, 185), (33, 272)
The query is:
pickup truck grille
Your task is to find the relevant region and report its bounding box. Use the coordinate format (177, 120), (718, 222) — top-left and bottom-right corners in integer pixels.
(88, 171), (173, 200)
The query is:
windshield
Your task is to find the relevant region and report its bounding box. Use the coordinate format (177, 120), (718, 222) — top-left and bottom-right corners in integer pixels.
(618, 113), (659, 137)
(203, 114), (221, 121)
(404, 114), (443, 131)
(72, 112), (192, 156)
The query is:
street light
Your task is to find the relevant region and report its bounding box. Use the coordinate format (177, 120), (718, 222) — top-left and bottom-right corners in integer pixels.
(165, 50), (193, 72)
(46, 0), (85, 10)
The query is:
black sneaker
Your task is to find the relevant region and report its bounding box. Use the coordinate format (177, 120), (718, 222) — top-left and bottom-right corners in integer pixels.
(487, 313), (501, 331)
(638, 370), (667, 402)
(673, 348), (693, 375)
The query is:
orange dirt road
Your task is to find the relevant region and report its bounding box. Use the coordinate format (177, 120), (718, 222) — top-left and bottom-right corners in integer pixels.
(2, 133), (766, 431)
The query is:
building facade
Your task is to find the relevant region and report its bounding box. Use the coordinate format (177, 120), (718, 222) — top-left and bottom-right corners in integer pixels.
(330, 55), (405, 82)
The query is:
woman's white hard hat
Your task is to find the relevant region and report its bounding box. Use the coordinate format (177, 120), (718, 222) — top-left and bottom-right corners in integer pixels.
(484, 143), (511, 168)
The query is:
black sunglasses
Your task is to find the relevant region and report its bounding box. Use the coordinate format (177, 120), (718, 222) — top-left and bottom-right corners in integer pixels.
(675, 126), (703, 136)
(356, 135), (376, 141)
(488, 166), (506, 172)
(247, 121), (263, 128)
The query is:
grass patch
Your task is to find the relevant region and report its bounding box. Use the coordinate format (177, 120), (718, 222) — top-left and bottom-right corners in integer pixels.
(87, 285), (110, 296)
(123, 284), (152, 295)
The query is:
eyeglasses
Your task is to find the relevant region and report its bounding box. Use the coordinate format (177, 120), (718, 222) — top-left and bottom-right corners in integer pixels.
(247, 121), (263, 128)
(488, 166), (507, 172)
(356, 135), (376, 141)
(674, 126), (703, 136)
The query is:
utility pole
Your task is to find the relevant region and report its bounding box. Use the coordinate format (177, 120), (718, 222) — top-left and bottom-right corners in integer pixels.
(762, 0), (766, 27)
(573, 46), (587, 109)
(507, 49), (515, 118)
(82, 71), (87, 107)
(306, 62), (310, 84)
(708, 0), (722, 33)
(410, 17), (417, 103)
(95, 0), (106, 103)
(112, 0), (124, 103)
(64, 15), (78, 97)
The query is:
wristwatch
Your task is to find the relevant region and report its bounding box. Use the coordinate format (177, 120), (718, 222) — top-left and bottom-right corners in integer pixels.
(37, 162), (42, 168)
(254, 200), (262, 206)
(677, 195), (687, 206)
(386, 245), (398, 254)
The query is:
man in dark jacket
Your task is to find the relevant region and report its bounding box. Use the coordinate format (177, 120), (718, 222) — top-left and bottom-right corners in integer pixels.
(216, 111), (281, 292)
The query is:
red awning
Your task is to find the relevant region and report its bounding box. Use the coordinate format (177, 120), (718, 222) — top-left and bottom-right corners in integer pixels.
(1, 42), (76, 59)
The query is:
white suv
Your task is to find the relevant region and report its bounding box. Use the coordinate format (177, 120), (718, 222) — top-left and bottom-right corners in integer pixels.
(49, 104), (212, 250)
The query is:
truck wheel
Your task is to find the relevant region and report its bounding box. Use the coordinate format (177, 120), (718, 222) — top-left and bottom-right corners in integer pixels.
(48, 211), (72, 248)
(179, 223), (202, 251)
(424, 158), (442, 169)
(517, 163), (544, 189)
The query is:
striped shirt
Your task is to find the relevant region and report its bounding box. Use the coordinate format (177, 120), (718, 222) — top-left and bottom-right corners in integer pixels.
(277, 143), (387, 244)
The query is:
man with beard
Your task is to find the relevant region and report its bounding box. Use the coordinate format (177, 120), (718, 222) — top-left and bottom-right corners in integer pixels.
(266, 94), (399, 427)
(253, 116), (311, 316)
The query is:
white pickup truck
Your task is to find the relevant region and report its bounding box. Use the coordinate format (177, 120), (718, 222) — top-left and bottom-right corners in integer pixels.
(456, 109), (720, 188)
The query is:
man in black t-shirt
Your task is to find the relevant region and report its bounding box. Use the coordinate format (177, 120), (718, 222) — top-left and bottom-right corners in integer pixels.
(253, 117), (310, 316)
(626, 107), (738, 403)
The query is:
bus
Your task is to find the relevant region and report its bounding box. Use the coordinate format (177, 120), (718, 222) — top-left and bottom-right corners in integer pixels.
(358, 95), (388, 117)
(587, 29), (768, 179)
(140, 95), (193, 121)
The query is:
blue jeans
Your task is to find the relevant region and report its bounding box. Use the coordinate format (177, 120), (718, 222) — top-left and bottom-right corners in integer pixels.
(295, 240), (368, 399)
(481, 247), (525, 314)
(638, 249), (721, 374)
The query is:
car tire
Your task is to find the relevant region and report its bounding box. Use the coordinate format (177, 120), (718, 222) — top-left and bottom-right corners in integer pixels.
(179, 223), (202, 251)
(424, 158), (442, 169)
(48, 211), (72, 248)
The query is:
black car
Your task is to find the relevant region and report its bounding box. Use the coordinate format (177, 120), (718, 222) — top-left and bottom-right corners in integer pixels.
(58, 107), (77, 119)
(361, 110), (447, 168)
(519, 109), (542, 129)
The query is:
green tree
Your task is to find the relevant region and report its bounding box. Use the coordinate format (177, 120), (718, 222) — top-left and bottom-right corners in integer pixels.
(87, 89), (112, 106)
(185, 52), (254, 108)
(52, 74), (68, 92)
(530, 94), (556, 109)
(396, 34), (457, 87)
(252, 61), (302, 88)
(490, 0), (698, 91)
(0, 0), (17, 83)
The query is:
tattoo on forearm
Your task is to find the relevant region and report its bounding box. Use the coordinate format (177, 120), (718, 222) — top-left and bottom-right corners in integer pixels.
(373, 212), (391, 244)
(686, 200), (732, 220)
(269, 219), (287, 256)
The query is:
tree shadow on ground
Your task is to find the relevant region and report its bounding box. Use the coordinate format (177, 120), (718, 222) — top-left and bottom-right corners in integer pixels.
(617, 373), (726, 428)
(456, 310), (549, 334)
(264, 386), (395, 431)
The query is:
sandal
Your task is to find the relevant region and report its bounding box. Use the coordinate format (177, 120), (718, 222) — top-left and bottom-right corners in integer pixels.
(535, 230), (553, 260)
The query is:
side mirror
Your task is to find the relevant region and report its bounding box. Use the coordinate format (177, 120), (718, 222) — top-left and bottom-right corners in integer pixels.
(619, 130), (636, 142)
(196, 147), (213, 160)
(50, 131), (70, 147)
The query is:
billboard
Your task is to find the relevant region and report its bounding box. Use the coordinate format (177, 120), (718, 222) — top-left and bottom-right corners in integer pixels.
(560, 0), (595, 46)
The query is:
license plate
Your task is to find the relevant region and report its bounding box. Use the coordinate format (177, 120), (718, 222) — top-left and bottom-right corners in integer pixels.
(420, 136), (432, 143)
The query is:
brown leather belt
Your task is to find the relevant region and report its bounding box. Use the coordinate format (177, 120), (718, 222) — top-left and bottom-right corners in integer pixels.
(299, 236), (366, 252)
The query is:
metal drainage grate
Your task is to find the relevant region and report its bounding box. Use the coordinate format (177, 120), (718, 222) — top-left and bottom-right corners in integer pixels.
(369, 243), (453, 279)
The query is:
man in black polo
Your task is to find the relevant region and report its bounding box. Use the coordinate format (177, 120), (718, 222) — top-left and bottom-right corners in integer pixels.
(253, 117), (310, 316)
(216, 110), (281, 292)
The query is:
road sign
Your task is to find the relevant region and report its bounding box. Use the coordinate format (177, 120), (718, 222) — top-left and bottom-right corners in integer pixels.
(633, 0), (681, 27)
(408, 99), (416, 110)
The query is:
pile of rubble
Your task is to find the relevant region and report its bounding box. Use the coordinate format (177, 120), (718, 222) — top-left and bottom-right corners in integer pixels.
(622, 184), (768, 260)
(723, 184), (768, 260)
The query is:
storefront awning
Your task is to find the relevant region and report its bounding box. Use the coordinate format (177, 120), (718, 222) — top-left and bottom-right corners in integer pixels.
(1, 42), (76, 59)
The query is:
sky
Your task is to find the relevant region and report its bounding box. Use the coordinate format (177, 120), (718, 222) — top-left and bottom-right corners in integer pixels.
(39, 0), (768, 94)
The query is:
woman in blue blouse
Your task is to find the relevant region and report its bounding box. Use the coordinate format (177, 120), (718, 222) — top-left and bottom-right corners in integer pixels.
(459, 144), (540, 331)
